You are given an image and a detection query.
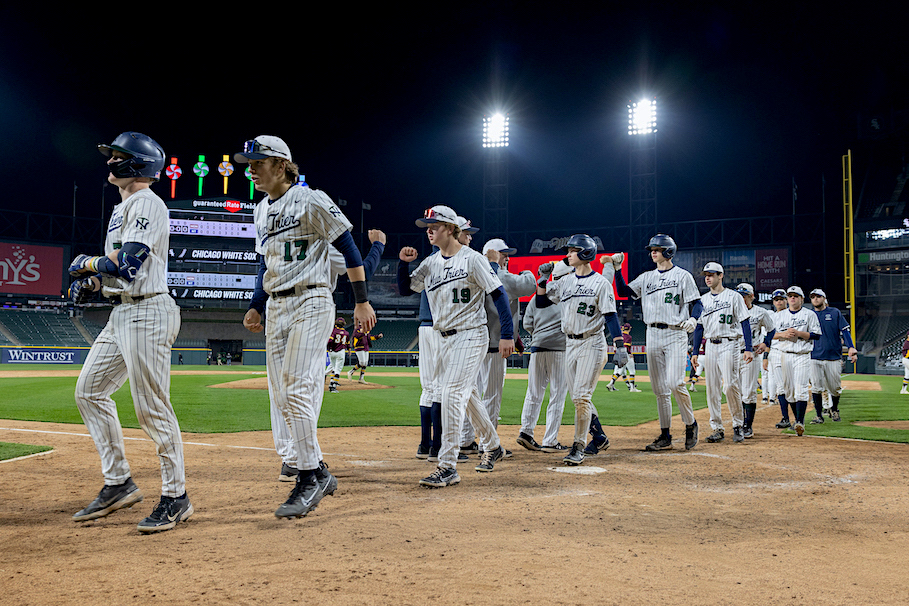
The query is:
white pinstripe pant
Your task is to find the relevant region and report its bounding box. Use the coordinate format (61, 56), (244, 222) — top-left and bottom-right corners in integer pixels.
(520, 350), (568, 446)
(646, 327), (695, 429)
(705, 339), (744, 430)
(779, 351), (812, 402)
(75, 294), (185, 497)
(418, 325), (441, 408)
(436, 326), (500, 470)
(266, 289), (334, 472)
(566, 332), (607, 446)
(460, 351), (506, 446)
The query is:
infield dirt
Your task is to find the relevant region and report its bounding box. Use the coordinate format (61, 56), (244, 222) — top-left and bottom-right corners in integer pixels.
(2, 400), (908, 606)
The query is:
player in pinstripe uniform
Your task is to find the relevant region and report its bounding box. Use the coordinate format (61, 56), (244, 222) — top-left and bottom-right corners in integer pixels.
(765, 289), (789, 425)
(808, 288), (857, 423)
(690, 264), (754, 443)
(536, 235), (626, 466)
(238, 135), (376, 517)
(398, 205), (515, 487)
(735, 283), (775, 438)
(68, 132), (191, 533)
(516, 259), (573, 452)
(614, 234), (700, 451)
(762, 286), (821, 436)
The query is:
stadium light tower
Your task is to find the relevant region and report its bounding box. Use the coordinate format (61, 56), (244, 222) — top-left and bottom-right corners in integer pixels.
(483, 112), (510, 236)
(628, 99), (658, 241)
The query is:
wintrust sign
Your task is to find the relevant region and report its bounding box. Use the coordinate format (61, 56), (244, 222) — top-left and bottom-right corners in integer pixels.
(0, 242), (64, 296)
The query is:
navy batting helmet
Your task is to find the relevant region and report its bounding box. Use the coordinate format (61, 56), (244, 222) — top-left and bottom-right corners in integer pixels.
(99, 132), (166, 181)
(564, 234), (597, 262)
(646, 234), (677, 259)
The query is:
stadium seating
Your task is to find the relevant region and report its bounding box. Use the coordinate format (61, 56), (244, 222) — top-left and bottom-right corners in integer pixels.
(369, 320), (419, 351)
(0, 309), (90, 346)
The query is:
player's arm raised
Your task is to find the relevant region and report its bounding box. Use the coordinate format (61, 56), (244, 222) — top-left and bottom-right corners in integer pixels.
(332, 230), (376, 332)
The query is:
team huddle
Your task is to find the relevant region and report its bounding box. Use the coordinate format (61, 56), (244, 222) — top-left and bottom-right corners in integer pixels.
(64, 132), (859, 531)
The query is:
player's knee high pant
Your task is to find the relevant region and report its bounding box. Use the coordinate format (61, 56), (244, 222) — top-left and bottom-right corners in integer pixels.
(437, 327), (498, 469)
(266, 290), (334, 472)
(646, 328), (695, 428)
(75, 295), (184, 496)
(461, 352), (506, 445)
(567, 334), (606, 445)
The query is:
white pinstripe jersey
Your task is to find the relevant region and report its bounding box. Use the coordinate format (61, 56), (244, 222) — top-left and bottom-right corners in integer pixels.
(744, 304), (775, 343)
(253, 184), (352, 294)
(408, 245), (503, 333)
(100, 188), (169, 298)
(697, 288), (750, 339)
(545, 270), (616, 336)
(627, 265), (699, 325)
(772, 307), (821, 354)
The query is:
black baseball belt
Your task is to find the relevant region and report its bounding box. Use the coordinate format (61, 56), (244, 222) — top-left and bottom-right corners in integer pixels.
(272, 284), (321, 298)
(109, 292), (162, 306)
(709, 336), (742, 344)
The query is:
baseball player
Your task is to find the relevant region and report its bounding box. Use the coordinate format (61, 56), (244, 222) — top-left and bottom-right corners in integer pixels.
(735, 283), (775, 438)
(270, 234), (385, 483)
(415, 215), (479, 462)
(689, 264), (754, 444)
(68, 132), (190, 533)
(808, 288), (857, 423)
(605, 323), (640, 392)
(516, 259), (573, 452)
(536, 234), (626, 466)
(613, 234), (700, 451)
(326, 318), (349, 393)
(762, 286), (821, 436)
(398, 205), (514, 487)
(238, 135), (376, 517)
(460, 238), (535, 455)
(901, 332), (909, 395)
(765, 289), (790, 425)
(347, 325), (383, 384)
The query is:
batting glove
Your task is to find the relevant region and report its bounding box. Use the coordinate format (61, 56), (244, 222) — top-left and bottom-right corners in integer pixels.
(68, 254), (101, 277)
(680, 317), (698, 333)
(613, 346), (629, 368)
(537, 262), (554, 278)
(69, 276), (99, 304)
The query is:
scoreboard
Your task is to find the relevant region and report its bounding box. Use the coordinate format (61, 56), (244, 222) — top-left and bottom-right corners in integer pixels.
(167, 197), (259, 305)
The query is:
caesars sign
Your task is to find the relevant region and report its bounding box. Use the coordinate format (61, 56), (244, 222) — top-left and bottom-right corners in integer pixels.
(0, 241), (65, 296)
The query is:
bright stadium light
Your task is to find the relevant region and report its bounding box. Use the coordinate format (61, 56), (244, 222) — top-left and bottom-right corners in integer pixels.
(628, 99), (657, 135)
(483, 113), (510, 147)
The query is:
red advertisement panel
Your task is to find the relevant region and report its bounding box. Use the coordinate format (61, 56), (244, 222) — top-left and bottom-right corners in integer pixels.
(506, 253), (629, 302)
(0, 242), (65, 296)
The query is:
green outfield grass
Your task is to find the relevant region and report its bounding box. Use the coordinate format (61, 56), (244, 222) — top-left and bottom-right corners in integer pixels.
(0, 441), (53, 460)
(1, 366), (906, 445)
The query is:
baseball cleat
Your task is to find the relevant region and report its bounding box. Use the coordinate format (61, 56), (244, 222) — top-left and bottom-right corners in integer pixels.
(901, 387), (908, 395)
(347, 368), (355, 380)
(775, 418), (791, 429)
(732, 426), (744, 443)
(584, 435), (610, 455)
(743, 425), (754, 439)
(416, 444), (431, 459)
(275, 474), (325, 518)
(687, 384), (697, 392)
(315, 463), (338, 498)
(358, 375), (366, 384)
(475, 446), (505, 472)
(645, 434), (673, 451)
(460, 441), (479, 455)
(706, 429), (725, 443)
(629, 386), (642, 392)
(562, 442), (586, 466)
(605, 383), (617, 392)
(810, 416), (825, 424)
(72, 478), (143, 522)
(137, 493), (193, 533)
(831, 410), (841, 422)
(279, 463), (300, 482)
(685, 421), (699, 450)
(794, 422), (805, 436)
(516, 432), (542, 451)
(540, 443), (568, 453)
(420, 466), (460, 488)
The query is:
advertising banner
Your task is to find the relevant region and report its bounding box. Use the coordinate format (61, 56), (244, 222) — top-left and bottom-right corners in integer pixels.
(0, 242), (65, 296)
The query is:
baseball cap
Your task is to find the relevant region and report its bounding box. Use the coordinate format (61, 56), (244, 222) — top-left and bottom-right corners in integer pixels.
(787, 285), (805, 297)
(702, 262), (724, 274)
(551, 259), (574, 280)
(456, 216), (479, 234)
(234, 136), (292, 163)
(622, 323), (632, 332)
(771, 288), (786, 299)
(809, 288), (827, 298)
(415, 205), (458, 228)
(482, 238), (517, 255)
(736, 283), (754, 296)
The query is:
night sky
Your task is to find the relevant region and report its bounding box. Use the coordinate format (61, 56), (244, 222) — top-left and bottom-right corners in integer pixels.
(0, 4), (904, 236)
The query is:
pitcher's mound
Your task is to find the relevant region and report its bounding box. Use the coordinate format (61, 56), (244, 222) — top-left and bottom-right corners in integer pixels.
(210, 377), (393, 391)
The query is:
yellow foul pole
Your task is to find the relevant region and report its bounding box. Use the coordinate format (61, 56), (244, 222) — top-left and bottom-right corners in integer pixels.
(842, 150), (856, 334)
